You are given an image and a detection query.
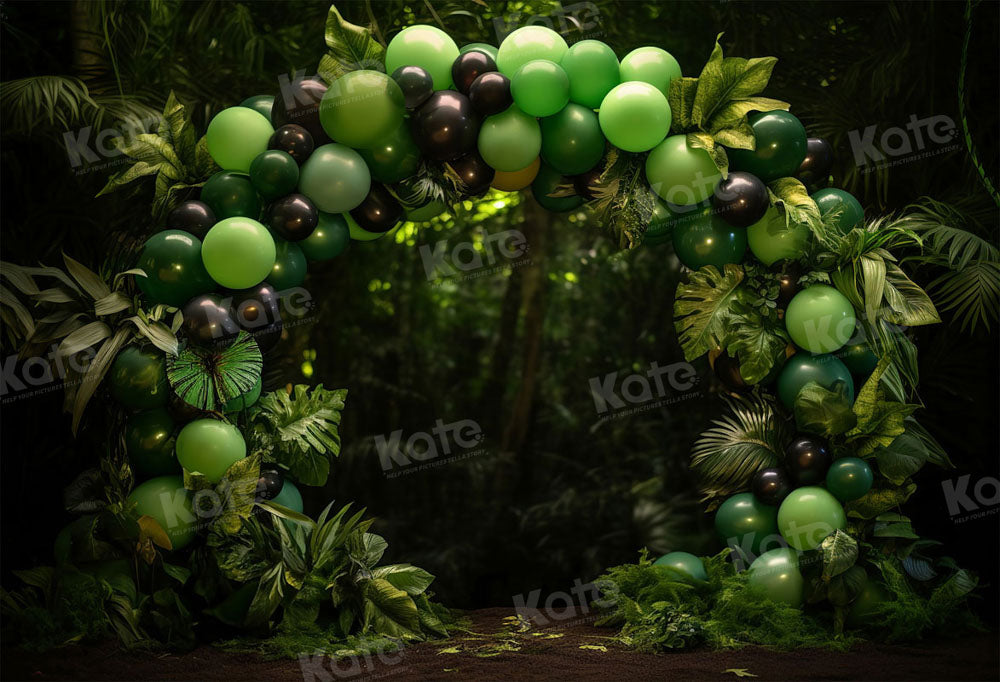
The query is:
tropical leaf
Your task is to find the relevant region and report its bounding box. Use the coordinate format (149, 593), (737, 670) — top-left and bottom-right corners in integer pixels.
(792, 381), (857, 437)
(844, 482), (916, 520)
(880, 261), (940, 326)
(318, 4), (386, 83)
(245, 563), (284, 628)
(690, 394), (788, 501)
(361, 578), (421, 638)
(371, 564), (435, 596)
(846, 357), (919, 456)
(166, 331), (262, 411)
(926, 261), (1000, 332)
(725, 308), (788, 384)
(767, 178), (822, 235)
(674, 264), (745, 361)
(819, 530), (858, 580)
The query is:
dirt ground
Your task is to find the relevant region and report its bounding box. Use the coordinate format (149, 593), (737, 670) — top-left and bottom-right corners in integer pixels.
(3, 607), (998, 682)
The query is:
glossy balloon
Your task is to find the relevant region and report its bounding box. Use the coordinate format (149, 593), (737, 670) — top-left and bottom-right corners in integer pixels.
(619, 46), (681, 96)
(268, 124), (314, 164)
(747, 206), (811, 266)
(256, 467), (285, 501)
(776, 263), (803, 308)
(777, 486), (846, 551)
(350, 183), (404, 232)
(447, 152), (495, 196)
(539, 103), (604, 175)
(511, 59), (569, 117)
(391, 65), (435, 110)
(202, 217), (276, 289)
(206, 107), (274, 173)
(642, 196), (695, 245)
(267, 239), (307, 290)
(646, 134), (719, 205)
(272, 479), (303, 513)
(714, 492), (780, 556)
(300, 212), (350, 261)
(599, 81), (670, 153)
(825, 457), (874, 502)
(265, 193), (318, 242)
(222, 377), (262, 413)
(181, 293), (239, 347)
(240, 94), (274, 121)
(492, 157), (541, 192)
(385, 25), (460, 90)
(166, 200), (216, 238)
(531, 162), (583, 213)
(468, 72), (512, 117)
(797, 137), (834, 187)
(452, 50), (498, 95)
(358, 122), (421, 184)
(127, 476), (196, 549)
(249, 150), (299, 200)
(496, 26), (568, 77)
(319, 70), (405, 149)
(837, 337), (878, 376)
(460, 43), (499, 61)
(125, 408), (179, 477)
(559, 39), (620, 109)
(271, 76), (330, 145)
(785, 434), (832, 485)
(478, 105), (540, 172)
(812, 188), (864, 234)
(229, 283), (282, 352)
(298, 143), (371, 213)
(714, 171), (769, 228)
(785, 285), (856, 353)
(751, 467), (792, 506)
(653, 551), (707, 582)
(346, 212), (389, 241)
(671, 204), (747, 270)
(176, 419), (247, 483)
(777, 352), (854, 409)
(200, 171), (261, 220)
(135, 230), (214, 307)
(748, 548), (803, 607)
(728, 110), (808, 183)
(410, 90), (478, 162)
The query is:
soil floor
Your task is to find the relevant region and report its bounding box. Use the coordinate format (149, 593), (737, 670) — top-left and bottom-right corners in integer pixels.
(3, 607), (997, 681)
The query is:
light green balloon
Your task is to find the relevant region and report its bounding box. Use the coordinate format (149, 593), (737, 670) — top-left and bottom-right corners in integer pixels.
(511, 59), (569, 117)
(385, 25), (459, 90)
(298, 143), (371, 214)
(748, 548), (803, 607)
(460, 42), (499, 61)
(202, 217), (276, 289)
(222, 378), (262, 413)
(496, 26), (568, 77)
(645, 134), (720, 205)
(127, 475), (196, 550)
(785, 284), (857, 353)
(206, 107), (274, 173)
(319, 70), (405, 150)
(653, 551), (708, 582)
(747, 206), (811, 265)
(478, 105), (542, 172)
(175, 419), (247, 484)
(619, 47), (682, 96)
(560, 39), (620, 109)
(778, 486), (847, 551)
(599, 81), (670, 153)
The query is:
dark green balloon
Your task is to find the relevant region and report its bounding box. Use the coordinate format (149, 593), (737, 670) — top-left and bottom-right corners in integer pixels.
(358, 123), (421, 184)
(643, 198), (711, 246)
(201, 171), (262, 220)
(812, 188), (864, 234)
(847, 578), (890, 628)
(299, 212), (350, 262)
(728, 110), (807, 182)
(125, 408), (180, 477)
(267, 239), (307, 290)
(837, 337), (878, 376)
(653, 551), (707, 582)
(539, 103), (605, 176)
(222, 377), (262, 413)
(714, 492), (779, 556)
(135, 230), (214, 307)
(777, 352), (855, 409)
(109, 346), (169, 409)
(249, 150), (299, 200)
(825, 457), (874, 502)
(531, 162), (583, 212)
(671, 204), (748, 270)
(240, 94), (275, 122)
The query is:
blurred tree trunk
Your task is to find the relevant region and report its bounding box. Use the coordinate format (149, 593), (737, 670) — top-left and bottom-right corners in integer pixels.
(480, 265), (523, 437)
(70, 1), (106, 86)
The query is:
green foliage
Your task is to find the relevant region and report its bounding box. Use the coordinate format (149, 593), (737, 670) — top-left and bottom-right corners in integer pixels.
(767, 177), (824, 236)
(167, 332), (263, 411)
(674, 264), (745, 361)
(793, 381), (857, 437)
(318, 5), (386, 83)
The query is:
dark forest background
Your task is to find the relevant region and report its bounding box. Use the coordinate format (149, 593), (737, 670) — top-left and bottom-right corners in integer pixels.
(1, 0), (997, 616)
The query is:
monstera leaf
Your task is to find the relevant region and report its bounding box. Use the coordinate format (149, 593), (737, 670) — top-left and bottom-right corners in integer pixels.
(318, 5), (386, 83)
(674, 264), (745, 361)
(166, 331), (262, 411)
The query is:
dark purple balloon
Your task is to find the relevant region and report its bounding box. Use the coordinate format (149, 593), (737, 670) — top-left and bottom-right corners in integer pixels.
(392, 65), (435, 110)
(410, 90), (479, 161)
(785, 434), (832, 485)
(265, 193), (318, 242)
(713, 171), (769, 228)
(350, 183), (404, 233)
(166, 200), (216, 238)
(451, 51), (498, 95)
(572, 158), (607, 200)
(181, 294), (239, 348)
(229, 283), (283, 353)
(272, 76), (330, 145)
(256, 468), (285, 501)
(268, 124), (315, 164)
(468, 72), (511, 117)
(447, 152), (496, 196)
(751, 467), (792, 506)
(797, 137), (834, 188)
